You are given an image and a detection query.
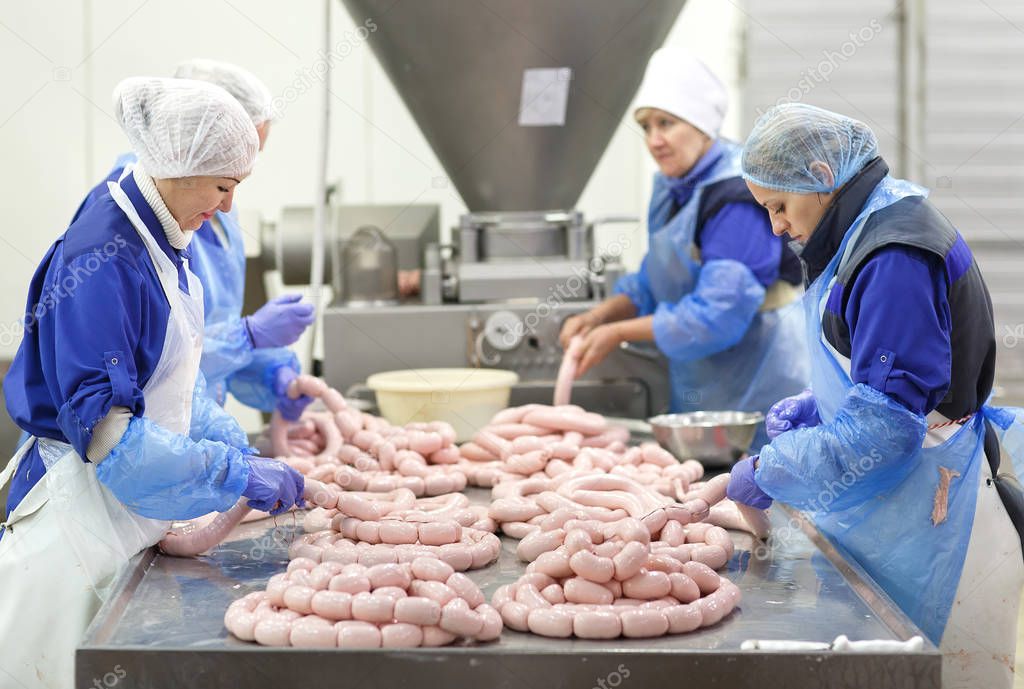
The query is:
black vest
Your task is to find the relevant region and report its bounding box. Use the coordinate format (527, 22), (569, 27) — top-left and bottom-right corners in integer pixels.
(805, 158), (996, 419)
(686, 177), (803, 286)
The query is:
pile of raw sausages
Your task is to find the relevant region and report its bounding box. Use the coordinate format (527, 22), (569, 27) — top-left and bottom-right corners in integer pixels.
(224, 485), (502, 647)
(289, 488), (501, 572)
(270, 375), (468, 497)
(218, 379), (767, 646)
(459, 403), (705, 499)
(485, 474), (745, 638)
(493, 474), (737, 571)
(493, 519), (741, 638)
(224, 556), (502, 648)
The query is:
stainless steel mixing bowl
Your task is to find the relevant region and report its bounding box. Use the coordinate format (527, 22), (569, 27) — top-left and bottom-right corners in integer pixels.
(648, 411), (764, 467)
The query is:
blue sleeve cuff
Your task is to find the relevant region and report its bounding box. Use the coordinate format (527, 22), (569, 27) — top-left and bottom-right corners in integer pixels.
(755, 383), (927, 512)
(227, 348), (300, 411)
(96, 415), (250, 520)
(613, 258), (658, 317)
(652, 259), (764, 361)
(190, 377), (251, 449)
(200, 316), (256, 390)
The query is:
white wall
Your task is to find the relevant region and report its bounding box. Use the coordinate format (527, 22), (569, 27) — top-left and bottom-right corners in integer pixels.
(0, 0), (740, 359)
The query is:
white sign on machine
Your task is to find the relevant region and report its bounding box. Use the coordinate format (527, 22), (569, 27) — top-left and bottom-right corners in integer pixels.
(518, 67), (573, 126)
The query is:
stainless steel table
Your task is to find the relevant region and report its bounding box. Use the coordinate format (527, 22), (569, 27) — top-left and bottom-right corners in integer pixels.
(78, 489), (940, 688)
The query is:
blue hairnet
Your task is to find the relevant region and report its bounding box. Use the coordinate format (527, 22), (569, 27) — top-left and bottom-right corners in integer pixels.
(741, 103), (878, 194)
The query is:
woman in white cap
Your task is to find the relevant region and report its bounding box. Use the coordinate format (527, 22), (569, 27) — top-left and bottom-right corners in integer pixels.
(560, 48), (808, 448)
(0, 77), (306, 689)
(70, 59), (317, 426)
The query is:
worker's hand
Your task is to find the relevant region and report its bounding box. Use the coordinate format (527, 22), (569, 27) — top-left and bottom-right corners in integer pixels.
(575, 324), (623, 378)
(241, 456), (306, 515)
(398, 269), (421, 298)
(559, 311), (601, 350)
(245, 294), (315, 349)
(726, 456), (773, 510)
(765, 389), (820, 439)
(272, 367), (314, 421)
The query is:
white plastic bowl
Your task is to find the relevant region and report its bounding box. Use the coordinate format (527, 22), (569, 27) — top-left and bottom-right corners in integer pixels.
(366, 368), (519, 442)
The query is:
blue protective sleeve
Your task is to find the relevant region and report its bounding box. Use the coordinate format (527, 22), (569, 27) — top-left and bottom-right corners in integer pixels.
(699, 202), (781, 288)
(612, 254), (658, 317)
(95, 415), (250, 520)
(843, 246), (952, 416)
(190, 371), (251, 450)
(227, 347), (300, 411)
(652, 259), (765, 362)
(200, 315), (255, 394)
(754, 383), (927, 512)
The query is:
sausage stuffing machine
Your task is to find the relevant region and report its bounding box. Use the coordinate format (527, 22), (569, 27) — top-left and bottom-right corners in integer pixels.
(261, 0), (694, 418)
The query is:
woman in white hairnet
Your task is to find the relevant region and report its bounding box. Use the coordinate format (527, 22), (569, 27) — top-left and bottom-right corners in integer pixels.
(560, 48), (808, 449)
(727, 102), (1024, 688)
(70, 59), (317, 424)
(0, 77), (306, 689)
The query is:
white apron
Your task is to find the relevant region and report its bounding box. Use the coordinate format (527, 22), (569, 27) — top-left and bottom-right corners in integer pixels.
(0, 176), (205, 689)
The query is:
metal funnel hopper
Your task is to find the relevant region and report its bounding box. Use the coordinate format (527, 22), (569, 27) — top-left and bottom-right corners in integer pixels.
(342, 0), (686, 212)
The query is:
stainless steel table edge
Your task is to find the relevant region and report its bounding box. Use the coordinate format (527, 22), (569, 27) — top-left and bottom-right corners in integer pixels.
(77, 504), (942, 689)
(779, 504), (928, 643)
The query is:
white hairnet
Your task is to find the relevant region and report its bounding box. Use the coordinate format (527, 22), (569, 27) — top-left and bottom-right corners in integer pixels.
(113, 76), (259, 180)
(633, 47), (727, 138)
(173, 58), (273, 125)
(741, 103), (879, 194)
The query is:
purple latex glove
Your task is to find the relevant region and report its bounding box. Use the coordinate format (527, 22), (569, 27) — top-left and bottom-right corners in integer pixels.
(273, 366), (314, 421)
(765, 389), (820, 439)
(244, 294), (315, 348)
(241, 456), (305, 515)
(727, 456), (773, 509)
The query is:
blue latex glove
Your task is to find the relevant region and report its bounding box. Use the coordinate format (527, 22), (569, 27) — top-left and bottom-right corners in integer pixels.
(242, 456), (305, 515)
(244, 294), (315, 348)
(727, 456), (773, 509)
(766, 389), (821, 439)
(273, 366), (314, 421)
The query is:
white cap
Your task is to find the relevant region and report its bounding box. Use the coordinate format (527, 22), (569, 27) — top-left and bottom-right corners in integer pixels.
(113, 76), (259, 180)
(633, 47), (727, 138)
(173, 58), (273, 126)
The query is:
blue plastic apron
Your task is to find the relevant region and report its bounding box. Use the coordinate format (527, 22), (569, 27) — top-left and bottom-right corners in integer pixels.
(646, 143), (808, 445)
(803, 175), (1024, 644)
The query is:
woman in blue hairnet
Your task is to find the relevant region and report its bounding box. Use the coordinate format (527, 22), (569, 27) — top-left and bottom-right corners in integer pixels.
(0, 77), (306, 689)
(728, 102), (1024, 689)
(72, 59), (316, 423)
(559, 49), (808, 449)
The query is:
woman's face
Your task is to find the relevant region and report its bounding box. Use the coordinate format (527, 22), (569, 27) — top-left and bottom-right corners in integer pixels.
(636, 108), (711, 178)
(158, 176), (246, 231)
(745, 181), (837, 244)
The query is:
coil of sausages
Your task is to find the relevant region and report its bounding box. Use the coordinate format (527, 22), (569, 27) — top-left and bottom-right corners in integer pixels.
(265, 375), (468, 498)
(492, 520), (741, 639)
(225, 557), (502, 647)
